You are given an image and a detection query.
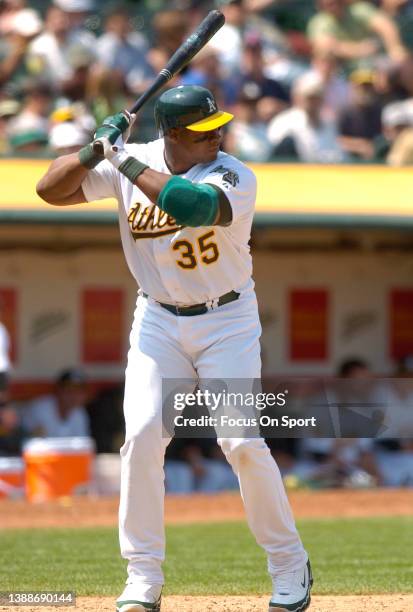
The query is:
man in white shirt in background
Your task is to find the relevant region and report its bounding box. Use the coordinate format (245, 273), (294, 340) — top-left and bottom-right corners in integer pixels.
(267, 71), (346, 162)
(22, 368), (90, 438)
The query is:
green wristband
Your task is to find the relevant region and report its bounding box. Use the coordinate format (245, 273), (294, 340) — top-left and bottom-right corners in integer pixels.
(118, 156), (149, 182)
(78, 143), (103, 169)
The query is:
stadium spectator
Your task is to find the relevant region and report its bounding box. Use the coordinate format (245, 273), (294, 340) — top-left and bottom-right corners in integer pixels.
(0, 342), (25, 457)
(373, 355), (413, 438)
(239, 32), (289, 117)
(94, 5), (154, 97)
(377, 97), (413, 162)
(372, 356), (413, 485)
(7, 79), (50, 152)
(0, 296), (10, 386)
(380, 0), (413, 51)
(0, 1), (411, 163)
(208, 0), (246, 73)
(0, 382), (26, 457)
(7, 128), (48, 152)
(226, 86), (274, 161)
(391, 355), (413, 435)
(392, 53), (413, 98)
(267, 71), (346, 162)
(8, 79), (50, 131)
(296, 358), (382, 487)
(86, 383), (125, 453)
(148, 10), (189, 74)
(53, 0), (97, 36)
(309, 49), (351, 121)
(21, 368), (90, 438)
(165, 437), (238, 494)
(338, 68), (384, 160)
(48, 102), (95, 155)
(387, 125), (413, 165)
(50, 100), (96, 133)
(307, 0), (408, 73)
(0, 0), (25, 34)
(266, 439), (301, 476)
(194, 441), (239, 493)
(179, 46), (235, 106)
(49, 121), (89, 155)
(26, 4), (95, 94)
(0, 95), (20, 152)
(0, 2), (42, 88)
(241, 0), (305, 94)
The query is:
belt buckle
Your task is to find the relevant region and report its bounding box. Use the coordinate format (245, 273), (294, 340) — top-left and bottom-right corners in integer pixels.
(206, 297), (219, 311)
(175, 305), (187, 315)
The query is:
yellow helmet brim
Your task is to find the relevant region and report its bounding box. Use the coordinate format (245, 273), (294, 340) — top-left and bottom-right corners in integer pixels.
(186, 110), (234, 132)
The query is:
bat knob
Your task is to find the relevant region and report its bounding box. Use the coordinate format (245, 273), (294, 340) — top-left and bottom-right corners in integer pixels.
(92, 140), (104, 155)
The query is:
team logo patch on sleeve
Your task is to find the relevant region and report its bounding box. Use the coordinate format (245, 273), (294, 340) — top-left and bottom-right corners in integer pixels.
(211, 165), (239, 188)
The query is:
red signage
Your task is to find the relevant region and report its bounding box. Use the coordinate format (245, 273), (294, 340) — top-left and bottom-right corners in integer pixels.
(289, 289), (329, 361)
(81, 289), (124, 363)
(390, 289), (413, 359)
(0, 288), (17, 362)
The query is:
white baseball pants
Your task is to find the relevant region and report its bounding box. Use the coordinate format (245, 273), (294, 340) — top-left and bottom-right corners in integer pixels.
(119, 289), (307, 587)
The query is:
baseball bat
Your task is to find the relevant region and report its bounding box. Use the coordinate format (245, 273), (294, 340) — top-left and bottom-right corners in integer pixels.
(92, 10), (225, 153)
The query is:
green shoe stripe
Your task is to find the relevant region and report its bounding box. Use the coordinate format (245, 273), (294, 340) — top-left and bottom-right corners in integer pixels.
(269, 591), (310, 612)
(116, 598), (160, 610)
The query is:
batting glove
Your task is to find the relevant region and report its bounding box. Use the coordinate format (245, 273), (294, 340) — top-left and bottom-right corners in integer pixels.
(79, 110), (136, 169)
(102, 133), (126, 162)
(94, 110), (136, 149)
(103, 134), (148, 183)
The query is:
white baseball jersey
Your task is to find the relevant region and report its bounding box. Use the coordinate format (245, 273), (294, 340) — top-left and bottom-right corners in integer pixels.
(82, 138), (257, 305)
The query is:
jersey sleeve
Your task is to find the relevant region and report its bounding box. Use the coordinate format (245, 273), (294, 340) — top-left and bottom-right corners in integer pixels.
(81, 158), (120, 202)
(201, 161), (257, 224)
(82, 142), (153, 202)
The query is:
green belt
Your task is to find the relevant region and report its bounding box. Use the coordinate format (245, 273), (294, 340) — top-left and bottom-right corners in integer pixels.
(142, 290), (240, 316)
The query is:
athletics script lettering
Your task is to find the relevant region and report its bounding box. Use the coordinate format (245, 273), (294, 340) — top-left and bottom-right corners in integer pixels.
(128, 203), (183, 239)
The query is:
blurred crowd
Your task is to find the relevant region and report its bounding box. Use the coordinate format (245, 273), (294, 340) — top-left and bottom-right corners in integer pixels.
(1, 0), (413, 163)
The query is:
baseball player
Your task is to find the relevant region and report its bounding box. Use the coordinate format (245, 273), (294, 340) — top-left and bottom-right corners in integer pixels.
(37, 85), (312, 612)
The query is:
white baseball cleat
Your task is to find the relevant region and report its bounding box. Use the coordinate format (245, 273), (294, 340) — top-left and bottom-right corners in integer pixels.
(116, 583), (162, 611)
(269, 560), (313, 612)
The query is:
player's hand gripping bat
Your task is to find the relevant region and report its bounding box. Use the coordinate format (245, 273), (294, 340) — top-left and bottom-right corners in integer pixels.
(92, 10), (225, 154)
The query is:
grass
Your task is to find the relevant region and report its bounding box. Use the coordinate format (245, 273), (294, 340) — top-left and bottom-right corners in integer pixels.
(0, 518), (412, 596)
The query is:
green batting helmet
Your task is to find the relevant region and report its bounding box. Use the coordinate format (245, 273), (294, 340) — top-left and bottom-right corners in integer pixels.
(154, 85), (233, 135)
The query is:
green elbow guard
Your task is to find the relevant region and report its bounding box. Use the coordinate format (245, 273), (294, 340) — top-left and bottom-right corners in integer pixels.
(157, 176), (218, 227)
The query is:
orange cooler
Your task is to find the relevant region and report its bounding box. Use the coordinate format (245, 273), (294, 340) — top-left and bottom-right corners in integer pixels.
(23, 437), (95, 502)
(0, 457), (24, 498)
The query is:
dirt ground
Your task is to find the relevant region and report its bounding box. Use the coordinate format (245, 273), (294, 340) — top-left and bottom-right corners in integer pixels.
(1, 489), (412, 611)
(1, 595), (412, 612)
(1, 488), (412, 529)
